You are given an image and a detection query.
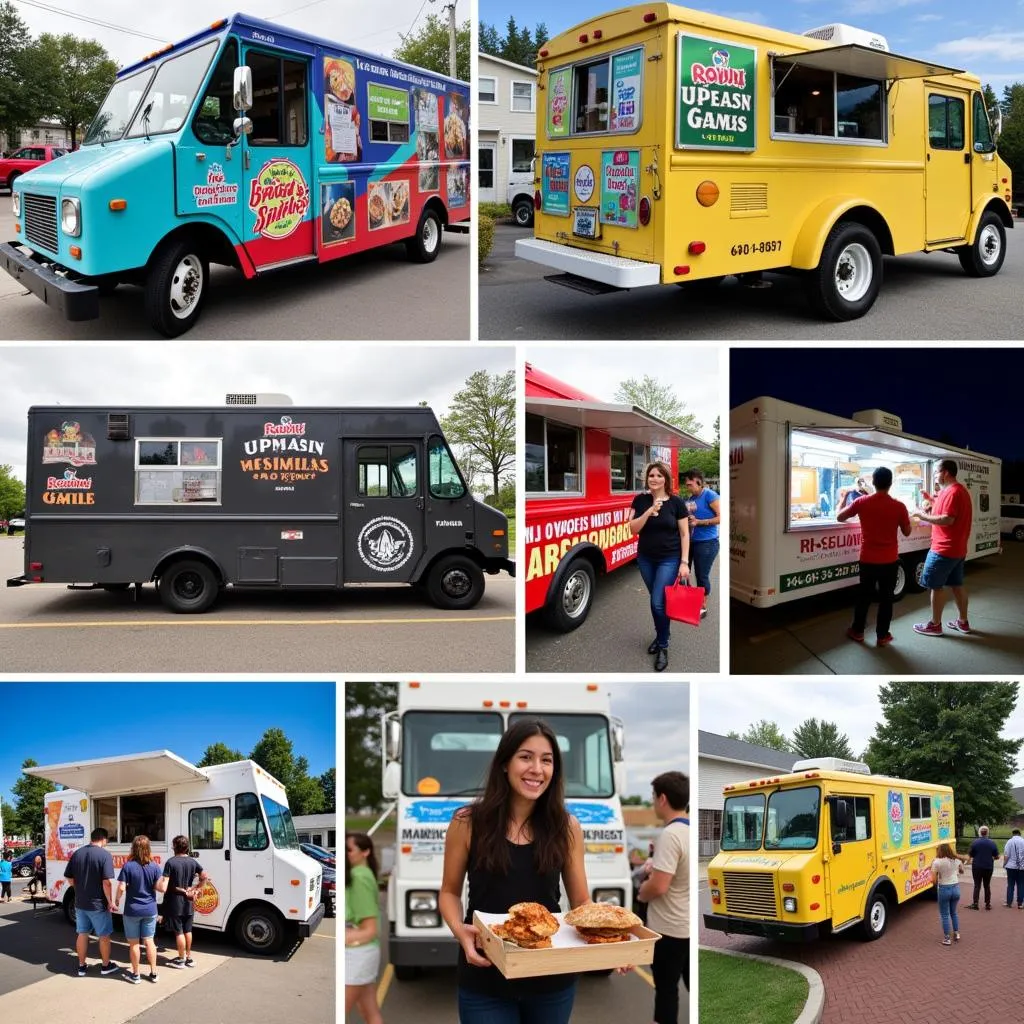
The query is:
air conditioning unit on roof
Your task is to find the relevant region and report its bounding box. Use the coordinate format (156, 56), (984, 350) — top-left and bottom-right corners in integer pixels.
(802, 23), (889, 52)
(791, 757), (872, 775)
(225, 393), (293, 406)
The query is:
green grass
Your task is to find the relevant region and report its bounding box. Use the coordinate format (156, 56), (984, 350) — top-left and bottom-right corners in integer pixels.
(507, 518), (516, 556)
(699, 950), (808, 1024)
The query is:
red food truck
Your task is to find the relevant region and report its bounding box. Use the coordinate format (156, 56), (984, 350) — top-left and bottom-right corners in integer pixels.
(525, 363), (709, 630)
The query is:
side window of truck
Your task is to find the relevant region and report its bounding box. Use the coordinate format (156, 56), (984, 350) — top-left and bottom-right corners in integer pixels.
(428, 438), (466, 499)
(773, 63), (884, 142)
(248, 52), (309, 146)
(928, 94), (965, 150)
(525, 414), (582, 494)
(189, 806), (225, 849)
(573, 57), (609, 133)
(194, 38), (239, 146)
(972, 92), (994, 153)
(235, 792), (268, 850)
(357, 444), (418, 497)
(136, 438), (222, 505)
(833, 796), (871, 843)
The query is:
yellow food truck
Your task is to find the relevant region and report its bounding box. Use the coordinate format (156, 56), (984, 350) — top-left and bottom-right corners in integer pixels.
(516, 4), (1014, 320)
(703, 758), (954, 941)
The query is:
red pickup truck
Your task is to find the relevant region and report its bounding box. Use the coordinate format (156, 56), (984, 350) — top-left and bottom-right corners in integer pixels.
(0, 145), (68, 190)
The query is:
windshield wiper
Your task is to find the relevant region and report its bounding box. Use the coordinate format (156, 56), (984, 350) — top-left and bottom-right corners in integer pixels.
(139, 100), (155, 139)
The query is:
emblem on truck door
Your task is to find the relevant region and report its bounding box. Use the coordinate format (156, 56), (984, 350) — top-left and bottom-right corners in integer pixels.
(357, 516), (414, 571)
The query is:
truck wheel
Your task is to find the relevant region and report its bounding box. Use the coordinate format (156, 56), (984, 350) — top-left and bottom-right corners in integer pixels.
(158, 559), (218, 614)
(543, 559), (595, 632)
(957, 211), (1006, 277)
(809, 222), (882, 320)
(17, 865), (34, 878)
(63, 893), (75, 924)
(512, 199), (534, 227)
(234, 906), (284, 954)
(145, 238), (208, 337)
(8, 171), (20, 190)
(406, 208), (442, 263)
(1014, 525), (1024, 542)
(425, 555), (485, 609)
(860, 890), (888, 940)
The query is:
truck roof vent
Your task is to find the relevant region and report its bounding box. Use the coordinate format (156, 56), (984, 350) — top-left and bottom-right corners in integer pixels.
(852, 408), (903, 431)
(107, 413), (131, 440)
(791, 757), (872, 775)
(801, 23), (889, 51)
(225, 393), (294, 406)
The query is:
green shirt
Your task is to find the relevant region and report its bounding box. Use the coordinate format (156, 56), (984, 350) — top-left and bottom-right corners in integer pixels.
(345, 864), (380, 947)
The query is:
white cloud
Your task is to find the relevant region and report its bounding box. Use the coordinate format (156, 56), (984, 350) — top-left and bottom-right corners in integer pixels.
(608, 683), (690, 797)
(933, 31), (1024, 62)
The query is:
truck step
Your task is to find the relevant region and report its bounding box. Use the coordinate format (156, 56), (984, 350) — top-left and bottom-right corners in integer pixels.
(543, 273), (624, 295)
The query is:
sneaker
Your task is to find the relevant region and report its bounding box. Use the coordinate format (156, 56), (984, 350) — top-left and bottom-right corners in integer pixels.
(146, 973), (158, 983)
(966, 903), (980, 910)
(77, 964), (87, 977)
(169, 958), (187, 969)
(913, 621), (943, 637)
(946, 619), (972, 634)
(846, 627), (865, 643)
(941, 937), (951, 946)
(184, 958), (195, 968)
(126, 972), (141, 985)
(700, 607), (708, 618)
(954, 931), (960, 942)
(100, 962), (120, 976)
(877, 633), (895, 647)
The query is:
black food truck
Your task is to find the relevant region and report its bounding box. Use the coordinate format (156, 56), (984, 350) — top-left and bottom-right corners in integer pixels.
(7, 398), (514, 612)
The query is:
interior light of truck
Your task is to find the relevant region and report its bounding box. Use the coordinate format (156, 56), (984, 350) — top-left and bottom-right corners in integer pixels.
(695, 181), (719, 207)
(783, 897), (797, 913)
(639, 197), (651, 225)
(69, 246), (82, 260)
(108, 199), (127, 211)
(673, 265), (691, 275)
(688, 242), (706, 255)
(61, 197), (81, 236)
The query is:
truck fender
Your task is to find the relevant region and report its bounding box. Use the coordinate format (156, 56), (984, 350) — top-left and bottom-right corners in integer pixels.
(150, 546), (226, 584)
(546, 542), (608, 605)
(789, 198), (891, 270)
(966, 197), (1014, 240)
(147, 220), (248, 277)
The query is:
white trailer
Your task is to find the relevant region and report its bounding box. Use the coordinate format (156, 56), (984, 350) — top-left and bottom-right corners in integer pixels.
(27, 750), (324, 954)
(730, 396), (1001, 606)
(380, 680), (631, 979)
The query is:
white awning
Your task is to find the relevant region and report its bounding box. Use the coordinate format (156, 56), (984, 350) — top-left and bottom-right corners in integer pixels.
(27, 750), (209, 795)
(795, 425), (957, 460)
(775, 44), (963, 80)
(527, 398), (710, 449)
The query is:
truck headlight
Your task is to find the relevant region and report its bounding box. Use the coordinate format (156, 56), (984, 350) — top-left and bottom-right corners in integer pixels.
(61, 197), (81, 237)
(593, 888), (625, 906)
(783, 897), (798, 913)
(11, 191), (19, 217)
(410, 911), (440, 928)
(408, 891), (437, 911)
(407, 890), (439, 927)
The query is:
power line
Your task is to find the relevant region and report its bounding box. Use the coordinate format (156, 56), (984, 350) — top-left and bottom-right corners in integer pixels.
(11, 0), (169, 43)
(399, 0), (430, 43)
(269, 0), (329, 18)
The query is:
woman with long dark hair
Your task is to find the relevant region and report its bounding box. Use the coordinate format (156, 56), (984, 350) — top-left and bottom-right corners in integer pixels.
(440, 717), (590, 1024)
(345, 832), (384, 1024)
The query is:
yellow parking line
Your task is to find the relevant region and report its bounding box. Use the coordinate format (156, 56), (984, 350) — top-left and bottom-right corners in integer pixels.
(0, 615), (514, 630)
(634, 965), (655, 989)
(377, 962), (394, 1005)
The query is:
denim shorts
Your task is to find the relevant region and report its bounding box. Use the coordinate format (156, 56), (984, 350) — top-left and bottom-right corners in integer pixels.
(123, 914), (158, 939)
(920, 550), (965, 589)
(75, 907), (113, 936)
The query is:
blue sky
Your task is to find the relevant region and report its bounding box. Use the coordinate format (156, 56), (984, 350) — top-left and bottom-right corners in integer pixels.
(0, 682), (336, 808)
(478, 0), (1024, 95)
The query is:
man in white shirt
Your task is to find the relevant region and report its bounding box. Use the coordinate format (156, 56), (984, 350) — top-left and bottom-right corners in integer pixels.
(1002, 828), (1024, 908)
(637, 771), (690, 1024)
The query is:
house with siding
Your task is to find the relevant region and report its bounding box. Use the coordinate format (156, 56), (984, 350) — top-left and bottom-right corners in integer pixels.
(477, 52), (537, 205)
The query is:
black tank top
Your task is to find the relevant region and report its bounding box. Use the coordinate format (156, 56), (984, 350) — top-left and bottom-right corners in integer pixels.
(457, 834), (575, 996)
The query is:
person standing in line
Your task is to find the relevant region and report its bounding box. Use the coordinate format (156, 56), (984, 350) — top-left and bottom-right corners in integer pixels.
(837, 465), (912, 647)
(930, 842), (965, 945)
(1001, 828), (1024, 908)
(637, 771), (690, 1024)
(627, 461), (690, 673)
(0, 850), (12, 902)
(114, 834), (168, 984)
(966, 825), (1000, 910)
(682, 469), (720, 620)
(161, 835), (209, 968)
(345, 832), (384, 1024)
(912, 459), (974, 636)
(64, 827), (120, 977)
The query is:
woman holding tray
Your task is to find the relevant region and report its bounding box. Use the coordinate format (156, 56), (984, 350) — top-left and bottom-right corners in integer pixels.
(440, 716), (591, 1023)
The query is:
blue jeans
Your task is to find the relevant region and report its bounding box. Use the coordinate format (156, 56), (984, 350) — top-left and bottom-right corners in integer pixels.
(937, 883), (960, 937)
(457, 982), (576, 1024)
(1006, 868), (1024, 907)
(636, 554), (681, 649)
(690, 538), (719, 598)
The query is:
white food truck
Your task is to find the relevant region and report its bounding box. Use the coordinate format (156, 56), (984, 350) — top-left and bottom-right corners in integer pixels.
(28, 750), (324, 953)
(730, 396), (1001, 606)
(380, 680), (632, 979)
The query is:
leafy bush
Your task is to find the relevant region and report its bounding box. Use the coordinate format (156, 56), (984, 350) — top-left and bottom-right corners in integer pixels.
(479, 202), (512, 221)
(479, 215), (495, 266)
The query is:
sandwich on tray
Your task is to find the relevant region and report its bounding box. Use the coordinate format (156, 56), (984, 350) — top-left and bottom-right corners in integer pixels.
(492, 902), (560, 949)
(564, 902), (642, 944)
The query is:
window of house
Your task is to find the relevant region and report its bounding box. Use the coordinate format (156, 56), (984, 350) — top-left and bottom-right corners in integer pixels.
(479, 77), (496, 103)
(773, 61), (885, 142)
(525, 414), (582, 493)
(248, 52), (308, 146)
(357, 444), (418, 497)
(478, 145), (495, 190)
(510, 137), (535, 174)
(511, 80), (535, 113)
(135, 438), (222, 505)
(833, 795), (871, 843)
(928, 94), (965, 150)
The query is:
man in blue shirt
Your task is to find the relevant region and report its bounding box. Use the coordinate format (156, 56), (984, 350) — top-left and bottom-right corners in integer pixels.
(966, 825), (1000, 910)
(64, 827), (120, 976)
(0, 850), (13, 902)
(682, 469), (720, 620)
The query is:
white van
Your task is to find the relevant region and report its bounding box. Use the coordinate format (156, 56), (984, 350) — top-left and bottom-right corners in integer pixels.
(1001, 504), (1024, 541)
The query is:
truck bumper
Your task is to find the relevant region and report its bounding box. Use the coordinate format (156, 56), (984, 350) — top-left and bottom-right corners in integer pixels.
(297, 901), (326, 938)
(6, 574), (29, 587)
(516, 237), (661, 288)
(702, 912), (820, 941)
(1, 241), (100, 321)
(389, 933), (459, 967)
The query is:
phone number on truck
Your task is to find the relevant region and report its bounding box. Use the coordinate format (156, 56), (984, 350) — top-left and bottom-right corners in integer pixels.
(780, 561), (859, 592)
(730, 240), (782, 256)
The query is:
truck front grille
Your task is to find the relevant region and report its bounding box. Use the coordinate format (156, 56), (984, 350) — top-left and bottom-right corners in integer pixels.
(24, 194), (59, 253)
(723, 871), (777, 916)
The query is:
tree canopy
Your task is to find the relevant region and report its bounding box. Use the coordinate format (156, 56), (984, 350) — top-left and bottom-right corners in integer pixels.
(790, 718), (854, 760)
(0, 465), (26, 522)
(11, 758), (59, 843)
(679, 416), (719, 483)
(394, 15), (471, 82)
(249, 728), (325, 817)
(727, 720), (790, 752)
(345, 682), (398, 813)
(196, 742), (245, 767)
(614, 377), (702, 436)
(479, 17), (548, 68)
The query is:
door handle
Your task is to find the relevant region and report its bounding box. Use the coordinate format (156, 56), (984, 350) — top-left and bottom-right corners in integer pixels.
(349, 501), (365, 508)
(964, 152), (971, 164)
(244, 149), (251, 171)
(832, 842), (841, 855)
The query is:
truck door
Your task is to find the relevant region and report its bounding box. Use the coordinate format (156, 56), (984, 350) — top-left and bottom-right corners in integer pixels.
(342, 439), (425, 583)
(182, 800), (231, 931)
(824, 794), (874, 931)
(422, 434), (476, 558)
(925, 89), (971, 244)
(239, 42), (316, 269)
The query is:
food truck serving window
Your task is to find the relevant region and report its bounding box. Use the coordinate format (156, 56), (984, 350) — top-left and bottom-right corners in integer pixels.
(549, 46), (643, 138)
(525, 414), (582, 495)
(721, 793), (765, 850)
(764, 786), (819, 850)
(95, 791), (166, 844)
(358, 445), (418, 498)
(428, 437), (466, 499)
(610, 438), (650, 492)
(135, 438), (222, 505)
(235, 792), (269, 851)
(368, 82), (411, 143)
(773, 60), (885, 142)
(126, 40), (219, 139)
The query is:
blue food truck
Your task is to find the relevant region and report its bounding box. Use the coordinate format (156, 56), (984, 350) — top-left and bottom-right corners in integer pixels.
(1, 14), (471, 336)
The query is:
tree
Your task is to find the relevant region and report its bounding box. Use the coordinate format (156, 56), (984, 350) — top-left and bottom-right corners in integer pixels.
(345, 682), (398, 813)
(1, 798), (16, 835)
(998, 84), (1024, 205)
(621, 795), (646, 805)
(487, 477), (515, 514)
(440, 369), (515, 498)
(32, 34), (117, 149)
(730, 720), (791, 752)
(0, 466), (26, 522)
(0, 2), (46, 146)
(790, 719), (854, 760)
(614, 377), (702, 435)
(319, 768), (336, 814)
(865, 682), (1021, 837)
(678, 415), (719, 483)
(478, 18), (548, 68)
(248, 728), (325, 816)
(196, 742), (244, 767)
(394, 15), (471, 82)
(11, 758), (58, 842)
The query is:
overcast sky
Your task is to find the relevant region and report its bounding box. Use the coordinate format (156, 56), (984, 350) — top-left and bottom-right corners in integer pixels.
(10, 0), (459, 70)
(526, 345), (722, 446)
(608, 682), (690, 799)
(0, 343), (511, 483)
(700, 679), (1024, 786)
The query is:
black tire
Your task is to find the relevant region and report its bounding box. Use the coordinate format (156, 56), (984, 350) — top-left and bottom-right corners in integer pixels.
(17, 865), (33, 878)
(63, 893), (75, 923)
(424, 555), (485, 610)
(860, 889), (889, 941)
(1014, 525), (1024, 542)
(234, 905), (284, 954)
(393, 965), (421, 981)
(809, 222), (882, 320)
(406, 208), (443, 263)
(512, 199), (534, 228)
(144, 237), (208, 337)
(542, 559), (596, 632)
(899, 554), (926, 596)
(157, 559), (218, 614)
(957, 211), (1006, 277)
(8, 171), (20, 190)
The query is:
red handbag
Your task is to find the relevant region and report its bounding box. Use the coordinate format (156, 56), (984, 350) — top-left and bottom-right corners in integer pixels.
(664, 581), (705, 625)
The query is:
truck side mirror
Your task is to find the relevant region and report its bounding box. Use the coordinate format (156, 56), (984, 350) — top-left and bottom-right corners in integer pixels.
(385, 718), (402, 762)
(611, 720), (625, 762)
(233, 66), (253, 112)
(382, 760), (400, 800)
(831, 797), (852, 831)
(988, 104), (1003, 140)
(233, 116), (253, 138)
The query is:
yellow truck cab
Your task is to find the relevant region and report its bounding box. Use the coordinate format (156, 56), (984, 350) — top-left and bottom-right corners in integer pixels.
(517, 4), (1014, 320)
(704, 758), (954, 941)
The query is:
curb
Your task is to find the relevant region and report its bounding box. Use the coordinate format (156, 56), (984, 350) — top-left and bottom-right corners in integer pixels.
(700, 945), (824, 1024)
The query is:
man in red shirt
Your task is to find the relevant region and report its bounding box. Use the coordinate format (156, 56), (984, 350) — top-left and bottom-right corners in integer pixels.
(911, 459), (974, 636)
(837, 466), (912, 646)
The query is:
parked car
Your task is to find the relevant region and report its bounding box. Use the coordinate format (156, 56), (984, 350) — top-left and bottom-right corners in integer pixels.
(0, 145), (67, 191)
(507, 176), (535, 228)
(12, 846), (44, 877)
(320, 864), (336, 917)
(7, 512), (25, 536)
(300, 842), (336, 867)
(1001, 503), (1024, 541)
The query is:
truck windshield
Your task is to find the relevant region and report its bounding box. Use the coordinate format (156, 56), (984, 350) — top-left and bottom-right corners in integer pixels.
(402, 711), (505, 796)
(765, 787), (820, 850)
(260, 795), (300, 850)
(83, 67), (156, 145)
(721, 794), (766, 850)
(509, 713), (613, 798)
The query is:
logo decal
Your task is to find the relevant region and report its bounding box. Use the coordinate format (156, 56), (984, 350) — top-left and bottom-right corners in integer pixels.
(193, 163), (239, 208)
(357, 516), (414, 572)
(43, 422), (96, 467)
(249, 159), (310, 239)
(888, 790), (904, 846)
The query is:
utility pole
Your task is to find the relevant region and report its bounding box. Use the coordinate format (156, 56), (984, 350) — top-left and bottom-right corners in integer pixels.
(430, 0), (458, 79)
